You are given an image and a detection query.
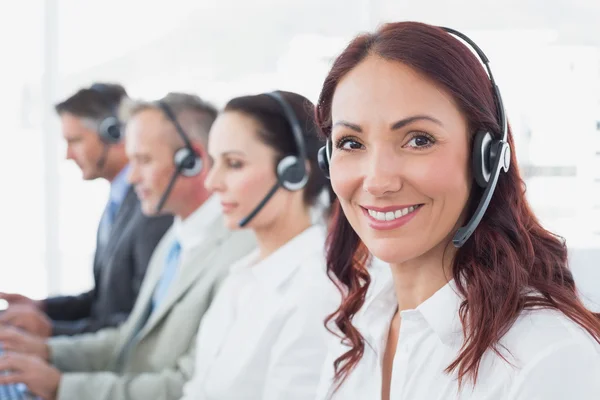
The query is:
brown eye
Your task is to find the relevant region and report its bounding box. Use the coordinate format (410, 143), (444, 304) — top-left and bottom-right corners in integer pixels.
(405, 133), (435, 149)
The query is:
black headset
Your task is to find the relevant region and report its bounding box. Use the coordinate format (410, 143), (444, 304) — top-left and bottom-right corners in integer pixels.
(317, 26), (511, 248)
(88, 83), (123, 144)
(238, 91), (309, 227)
(154, 100), (203, 213)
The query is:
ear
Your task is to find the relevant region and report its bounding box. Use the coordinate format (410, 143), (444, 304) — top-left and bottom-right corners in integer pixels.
(191, 142), (207, 161)
(190, 142), (211, 179)
(304, 159), (311, 175)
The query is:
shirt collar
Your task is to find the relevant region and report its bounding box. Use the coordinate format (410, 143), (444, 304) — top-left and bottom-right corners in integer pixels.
(415, 279), (464, 347)
(231, 225), (326, 290)
(109, 164), (131, 206)
(363, 269), (464, 348)
(173, 195), (221, 250)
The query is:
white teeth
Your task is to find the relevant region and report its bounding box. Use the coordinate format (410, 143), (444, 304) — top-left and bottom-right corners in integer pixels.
(367, 205), (420, 221)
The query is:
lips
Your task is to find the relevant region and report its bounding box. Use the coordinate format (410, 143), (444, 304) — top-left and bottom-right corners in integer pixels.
(220, 202), (237, 213)
(361, 204), (423, 230)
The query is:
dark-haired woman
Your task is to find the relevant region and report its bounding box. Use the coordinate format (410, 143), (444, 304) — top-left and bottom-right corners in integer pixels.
(315, 21), (600, 399)
(179, 91), (338, 399)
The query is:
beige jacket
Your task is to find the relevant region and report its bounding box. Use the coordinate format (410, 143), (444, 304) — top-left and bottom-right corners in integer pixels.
(49, 212), (256, 400)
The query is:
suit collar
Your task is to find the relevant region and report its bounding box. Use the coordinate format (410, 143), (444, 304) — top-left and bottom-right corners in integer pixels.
(137, 213), (230, 339)
(173, 195), (220, 251)
(109, 164), (131, 206)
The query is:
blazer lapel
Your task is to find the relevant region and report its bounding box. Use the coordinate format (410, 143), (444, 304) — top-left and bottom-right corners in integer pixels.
(135, 217), (230, 340)
(106, 188), (137, 248)
(94, 188), (136, 266)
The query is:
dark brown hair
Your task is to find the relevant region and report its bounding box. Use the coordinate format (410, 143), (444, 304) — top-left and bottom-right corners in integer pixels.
(55, 82), (127, 122)
(317, 21), (600, 389)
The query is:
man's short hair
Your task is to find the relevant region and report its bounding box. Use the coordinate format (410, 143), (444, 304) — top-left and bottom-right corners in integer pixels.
(55, 83), (129, 129)
(123, 92), (218, 148)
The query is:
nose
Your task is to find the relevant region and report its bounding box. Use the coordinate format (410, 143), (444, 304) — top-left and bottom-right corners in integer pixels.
(65, 145), (74, 161)
(127, 163), (140, 185)
(362, 146), (403, 197)
(204, 164), (224, 193)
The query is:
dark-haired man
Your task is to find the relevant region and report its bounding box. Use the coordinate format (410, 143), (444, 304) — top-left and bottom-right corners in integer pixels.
(0, 83), (173, 337)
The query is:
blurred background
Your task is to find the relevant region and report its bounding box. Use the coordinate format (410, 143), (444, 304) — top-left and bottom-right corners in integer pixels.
(0, 0), (599, 308)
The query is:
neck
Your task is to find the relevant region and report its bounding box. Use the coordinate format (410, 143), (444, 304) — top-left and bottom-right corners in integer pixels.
(176, 189), (212, 221)
(104, 154), (128, 183)
(254, 205), (312, 261)
(389, 239), (456, 312)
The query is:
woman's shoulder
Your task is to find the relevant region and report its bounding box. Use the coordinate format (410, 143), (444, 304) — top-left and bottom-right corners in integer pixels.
(500, 307), (600, 368)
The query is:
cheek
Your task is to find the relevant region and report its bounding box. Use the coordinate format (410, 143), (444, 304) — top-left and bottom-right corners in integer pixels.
(413, 149), (471, 227)
(330, 155), (362, 203)
(145, 164), (171, 189)
(235, 172), (271, 204)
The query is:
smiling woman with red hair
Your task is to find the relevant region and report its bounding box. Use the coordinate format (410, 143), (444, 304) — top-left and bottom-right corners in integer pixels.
(314, 21), (600, 400)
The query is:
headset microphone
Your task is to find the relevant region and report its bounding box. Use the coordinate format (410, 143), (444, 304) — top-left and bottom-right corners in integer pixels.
(155, 163), (185, 213)
(238, 182), (280, 227)
(316, 26), (510, 248)
(237, 91), (309, 228)
(96, 142), (110, 172)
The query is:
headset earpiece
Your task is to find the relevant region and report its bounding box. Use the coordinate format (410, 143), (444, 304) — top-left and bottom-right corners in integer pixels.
(277, 155), (308, 191)
(472, 130), (493, 188)
(317, 140), (332, 179)
(174, 147), (203, 177)
(157, 100), (203, 178)
(317, 146), (329, 178)
(265, 91), (309, 192)
(89, 84), (123, 144)
(98, 115), (122, 144)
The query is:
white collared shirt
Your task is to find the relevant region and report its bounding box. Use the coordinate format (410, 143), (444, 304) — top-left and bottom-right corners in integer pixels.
(181, 225), (339, 400)
(173, 195), (221, 252)
(316, 268), (600, 400)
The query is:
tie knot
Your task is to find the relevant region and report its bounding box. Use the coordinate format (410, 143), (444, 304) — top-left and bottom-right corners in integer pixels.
(169, 240), (181, 258)
(107, 199), (119, 221)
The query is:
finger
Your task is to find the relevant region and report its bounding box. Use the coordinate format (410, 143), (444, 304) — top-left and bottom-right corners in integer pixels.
(0, 340), (27, 354)
(0, 293), (21, 302)
(0, 373), (27, 386)
(0, 353), (30, 373)
(0, 309), (19, 323)
(0, 327), (17, 340)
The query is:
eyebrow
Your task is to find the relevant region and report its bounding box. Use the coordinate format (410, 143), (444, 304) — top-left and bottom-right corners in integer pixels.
(332, 115), (443, 133)
(221, 150), (246, 157)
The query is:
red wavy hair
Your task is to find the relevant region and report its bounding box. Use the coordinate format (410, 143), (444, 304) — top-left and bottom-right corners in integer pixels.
(317, 21), (600, 389)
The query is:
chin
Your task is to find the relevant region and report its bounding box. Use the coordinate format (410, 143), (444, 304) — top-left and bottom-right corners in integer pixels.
(223, 215), (242, 230)
(140, 201), (158, 216)
(362, 236), (424, 265)
(82, 170), (95, 181)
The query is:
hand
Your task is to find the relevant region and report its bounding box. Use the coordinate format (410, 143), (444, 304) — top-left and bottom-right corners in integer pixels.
(0, 293), (44, 311)
(0, 326), (50, 361)
(0, 304), (53, 338)
(0, 352), (60, 400)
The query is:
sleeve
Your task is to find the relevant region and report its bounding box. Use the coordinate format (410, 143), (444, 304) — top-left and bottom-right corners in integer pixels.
(55, 338), (196, 400)
(261, 280), (337, 400)
(49, 327), (121, 373)
(44, 289), (95, 322)
(51, 313), (129, 336)
(508, 339), (600, 400)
